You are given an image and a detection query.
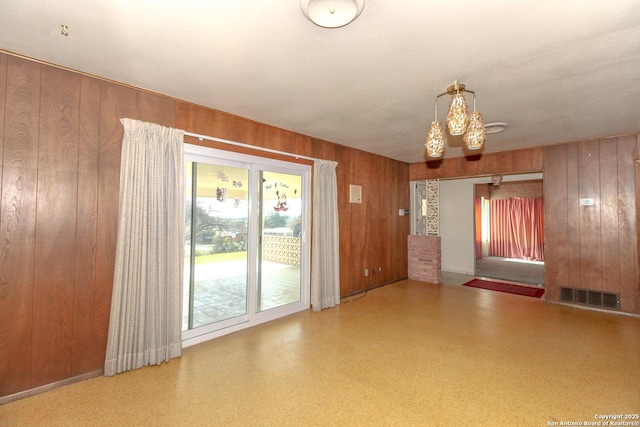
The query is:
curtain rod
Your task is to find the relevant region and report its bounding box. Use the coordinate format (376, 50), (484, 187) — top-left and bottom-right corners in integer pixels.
(184, 131), (317, 162)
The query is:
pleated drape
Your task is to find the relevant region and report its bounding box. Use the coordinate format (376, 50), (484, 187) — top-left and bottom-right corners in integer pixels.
(311, 160), (340, 311)
(489, 197), (544, 261)
(104, 119), (184, 376)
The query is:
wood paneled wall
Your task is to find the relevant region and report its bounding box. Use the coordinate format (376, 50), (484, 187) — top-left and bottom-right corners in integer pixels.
(409, 146), (544, 180)
(0, 52), (409, 398)
(0, 53), (177, 397)
(544, 136), (639, 313)
(175, 102), (410, 297)
(410, 135), (639, 315)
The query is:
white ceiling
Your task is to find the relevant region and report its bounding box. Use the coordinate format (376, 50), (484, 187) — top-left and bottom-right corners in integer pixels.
(1, 0), (639, 163)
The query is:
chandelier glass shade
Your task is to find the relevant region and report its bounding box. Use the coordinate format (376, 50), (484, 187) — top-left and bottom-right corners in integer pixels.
(446, 94), (470, 136)
(424, 81), (486, 158)
(425, 121), (447, 158)
(463, 111), (486, 150)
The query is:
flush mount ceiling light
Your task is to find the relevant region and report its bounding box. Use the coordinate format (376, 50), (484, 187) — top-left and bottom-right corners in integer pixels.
(425, 81), (487, 158)
(300, 0), (366, 28)
(484, 122), (509, 134)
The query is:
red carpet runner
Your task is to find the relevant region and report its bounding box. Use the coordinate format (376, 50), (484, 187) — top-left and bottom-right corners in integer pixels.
(462, 279), (545, 298)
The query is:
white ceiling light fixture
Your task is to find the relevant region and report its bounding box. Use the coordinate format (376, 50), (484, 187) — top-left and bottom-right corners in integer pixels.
(484, 122), (509, 134)
(300, 0), (366, 28)
(425, 81), (486, 158)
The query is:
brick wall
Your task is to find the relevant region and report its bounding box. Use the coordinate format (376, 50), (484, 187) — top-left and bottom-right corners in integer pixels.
(408, 235), (441, 283)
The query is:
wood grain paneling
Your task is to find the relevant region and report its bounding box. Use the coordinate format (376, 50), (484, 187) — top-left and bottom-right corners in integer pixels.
(636, 156), (640, 295)
(71, 74), (101, 375)
(543, 144), (568, 302)
(616, 136), (638, 313)
(334, 145), (353, 295)
(0, 54), (6, 182)
(566, 143), (580, 290)
(93, 83), (178, 367)
(0, 52), (184, 397)
(409, 147), (544, 180)
(4, 49), (637, 402)
(600, 138), (620, 294)
(578, 140), (602, 290)
(31, 66), (81, 387)
(543, 136), (639, 313)
(0, 56), (40, 395)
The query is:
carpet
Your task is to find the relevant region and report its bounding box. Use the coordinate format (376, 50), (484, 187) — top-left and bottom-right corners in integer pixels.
(462, 279), (545, 298)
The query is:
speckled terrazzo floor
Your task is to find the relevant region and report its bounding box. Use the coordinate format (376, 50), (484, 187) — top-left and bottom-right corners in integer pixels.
(1, 279), (638, 426)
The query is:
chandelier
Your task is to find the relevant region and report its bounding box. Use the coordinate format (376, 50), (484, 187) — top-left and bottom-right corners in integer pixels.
(425, 81), (486, 158)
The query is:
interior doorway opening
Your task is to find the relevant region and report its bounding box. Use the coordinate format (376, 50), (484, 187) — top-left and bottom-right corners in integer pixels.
(474, 177), (545, 286)
(410, 173), (544, 286)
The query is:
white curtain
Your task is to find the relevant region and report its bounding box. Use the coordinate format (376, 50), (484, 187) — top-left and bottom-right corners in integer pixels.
(311, 160), (340, 311)
(104, 119), (184, 376)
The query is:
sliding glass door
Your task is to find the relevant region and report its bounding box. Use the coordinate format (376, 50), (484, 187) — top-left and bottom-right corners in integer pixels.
(183, 160), (250, 331)
(257, 170), (303, 312)
(182, 145), (310, 346)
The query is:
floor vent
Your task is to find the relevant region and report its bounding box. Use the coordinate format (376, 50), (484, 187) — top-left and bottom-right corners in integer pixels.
(560, 287), (619, 310)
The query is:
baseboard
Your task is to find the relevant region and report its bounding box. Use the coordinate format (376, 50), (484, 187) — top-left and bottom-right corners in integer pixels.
(341, 277), (409, 299)
(547, 300), (640, 319)
(0, 369), (104, 405)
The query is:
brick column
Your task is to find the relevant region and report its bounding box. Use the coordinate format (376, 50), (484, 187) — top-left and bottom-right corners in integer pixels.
(408, 235), (441, 284)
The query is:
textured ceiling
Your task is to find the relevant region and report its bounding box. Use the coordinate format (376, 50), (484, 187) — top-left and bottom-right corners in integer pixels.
(1, 0), (639, 163)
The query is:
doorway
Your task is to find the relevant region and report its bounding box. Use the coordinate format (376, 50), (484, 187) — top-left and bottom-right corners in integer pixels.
(474, 178), (545, 286)
(182, 145), (311, 347)
(410, 173), (544, 284)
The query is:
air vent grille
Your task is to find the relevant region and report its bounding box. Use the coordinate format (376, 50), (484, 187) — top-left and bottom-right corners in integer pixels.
(560, 287), (573, 301)
(559, 287), (619, 310)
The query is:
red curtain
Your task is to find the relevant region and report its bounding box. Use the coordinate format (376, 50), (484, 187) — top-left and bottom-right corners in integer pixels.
(489, 197), (544, 261)
(474, 197), (482, 259)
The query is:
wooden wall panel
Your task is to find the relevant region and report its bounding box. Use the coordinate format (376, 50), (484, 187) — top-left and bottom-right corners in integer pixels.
(600, 138), (620, 294)
(0, 54), (5, 182)
(543, 136), (639, 314)
(578, 140), (602, 290)
(31, 66), (81, 387)
(94, 82), (137, 368)
(176, 102), (212, 136)
(616, 136), (638, 313)
(565, 143), (581, 290)
(636, 156), (640, 298)
(71, 75), (101, 375)
(93, 83), (178, 367)
(409, 147), (544, 180)
(367, 153), (384, 288)
(383, 158), (410, 282)
(344, 150), (372, 295)
(139, 91), (175, 128)
(543, 144), (568, 301)
(0, 56), (40, 395)
(531, 147), (545, 171)
(334, 145), (353, 295)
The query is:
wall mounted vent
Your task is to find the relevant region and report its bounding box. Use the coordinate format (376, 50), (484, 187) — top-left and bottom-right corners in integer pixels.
(560, 287), (619, 310)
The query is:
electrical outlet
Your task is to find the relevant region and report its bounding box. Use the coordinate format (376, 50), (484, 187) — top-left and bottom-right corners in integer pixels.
(364, 269), (368, 276)
(378, 266), (382, 272)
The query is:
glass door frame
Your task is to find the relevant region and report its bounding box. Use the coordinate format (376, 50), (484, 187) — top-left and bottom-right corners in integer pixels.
(182, 144), (311, 348)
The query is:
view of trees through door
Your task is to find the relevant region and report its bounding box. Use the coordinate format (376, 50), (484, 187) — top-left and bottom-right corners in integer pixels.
(182, 145), (310, 346)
